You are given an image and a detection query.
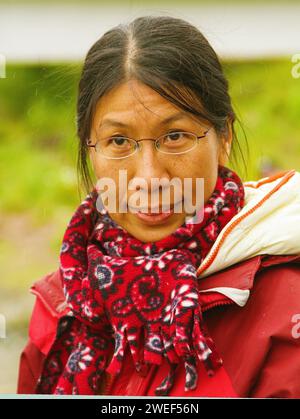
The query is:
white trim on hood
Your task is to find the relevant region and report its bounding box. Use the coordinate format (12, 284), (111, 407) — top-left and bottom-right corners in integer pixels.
(197, 169), (300, 279)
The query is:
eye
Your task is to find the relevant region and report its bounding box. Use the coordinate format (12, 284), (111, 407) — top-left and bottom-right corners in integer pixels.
(164, 131), (186, 142)
(108, 136), (130, 147)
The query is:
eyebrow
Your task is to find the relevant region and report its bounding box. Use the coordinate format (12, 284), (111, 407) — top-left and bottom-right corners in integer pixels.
(98, 111), (190, 129)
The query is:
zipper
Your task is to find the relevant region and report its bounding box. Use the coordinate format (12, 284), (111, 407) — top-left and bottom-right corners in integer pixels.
(102, 372), (115, 395)
(202, 298), (235, 312)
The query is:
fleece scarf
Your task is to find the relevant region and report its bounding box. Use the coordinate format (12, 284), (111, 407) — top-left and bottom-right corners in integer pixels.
(36, 164), (245, 395)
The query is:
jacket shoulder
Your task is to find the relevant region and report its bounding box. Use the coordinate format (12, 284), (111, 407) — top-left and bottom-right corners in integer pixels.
(233, 255), (300, 348)
(17, 269), (67, 394)
(257, 254), (300, 305)
(206, 254), (300, 398)
(17, 339), (46, 394)
(250, 260), (300, 397)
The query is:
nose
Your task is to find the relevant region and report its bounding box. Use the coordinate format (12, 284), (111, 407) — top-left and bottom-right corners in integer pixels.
(132, 139), (170, 194)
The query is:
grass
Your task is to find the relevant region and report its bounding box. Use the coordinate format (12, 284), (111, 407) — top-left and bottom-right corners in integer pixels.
(224, 58), (300, 175)
(0, 64), (82, 220)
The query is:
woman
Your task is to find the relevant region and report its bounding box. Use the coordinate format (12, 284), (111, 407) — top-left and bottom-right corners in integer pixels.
(17, 15), (300, 398)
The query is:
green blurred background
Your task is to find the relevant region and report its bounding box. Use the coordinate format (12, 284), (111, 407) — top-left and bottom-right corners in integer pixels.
(0, 0), (300, 394)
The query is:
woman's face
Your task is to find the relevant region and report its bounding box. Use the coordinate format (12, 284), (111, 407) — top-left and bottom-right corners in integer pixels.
(89, 79), (231, 242)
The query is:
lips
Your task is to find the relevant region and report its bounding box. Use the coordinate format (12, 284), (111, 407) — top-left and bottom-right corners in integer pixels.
(129, 200), (183, 214)
(135, 208), (174, 225)
(141, 207), (173, 214)
(128, 200), (183, 225)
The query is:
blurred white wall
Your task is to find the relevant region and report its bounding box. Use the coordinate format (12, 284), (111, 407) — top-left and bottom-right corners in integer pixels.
(0, 2), (300, 62)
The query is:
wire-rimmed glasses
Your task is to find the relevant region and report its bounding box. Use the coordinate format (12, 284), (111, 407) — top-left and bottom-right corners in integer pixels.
(86, 127), (211, 160)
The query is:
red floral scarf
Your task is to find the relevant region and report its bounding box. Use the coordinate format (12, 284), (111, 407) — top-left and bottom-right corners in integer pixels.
(36, 165), (245, 395)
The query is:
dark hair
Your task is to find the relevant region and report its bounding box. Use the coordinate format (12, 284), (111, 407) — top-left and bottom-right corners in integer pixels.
(76, 15), (248, 194)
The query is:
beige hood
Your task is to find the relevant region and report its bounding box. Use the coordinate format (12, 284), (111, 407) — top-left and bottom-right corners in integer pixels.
(197, 169), (300, 280)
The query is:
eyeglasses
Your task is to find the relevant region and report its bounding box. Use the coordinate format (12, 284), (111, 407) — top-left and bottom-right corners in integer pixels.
(86, 128), (211, 160)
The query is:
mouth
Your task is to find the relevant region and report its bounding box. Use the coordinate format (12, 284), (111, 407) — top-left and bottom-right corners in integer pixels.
(129, 200), (183, 214)
(129, 200), (183, 225)
(135, 209), (174, 224)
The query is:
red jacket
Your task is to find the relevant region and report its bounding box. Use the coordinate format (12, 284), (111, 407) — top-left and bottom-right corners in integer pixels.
(17, 169), (300, 397)
(17, 253), (300, 397)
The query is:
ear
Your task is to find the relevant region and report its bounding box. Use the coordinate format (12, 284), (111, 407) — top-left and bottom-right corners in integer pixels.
(218, 119), (233, 166)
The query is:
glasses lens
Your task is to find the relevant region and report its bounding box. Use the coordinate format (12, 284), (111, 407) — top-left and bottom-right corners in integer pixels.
(96, 137), (137, 159)
(157, 132), (198, 154)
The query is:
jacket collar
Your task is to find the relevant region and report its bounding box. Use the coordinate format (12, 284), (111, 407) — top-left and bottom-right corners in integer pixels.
(198, 255), (261, 291)
(198, 253), (300, 306)
(30, 269), (67, 318)
(197, 255), (262, 307)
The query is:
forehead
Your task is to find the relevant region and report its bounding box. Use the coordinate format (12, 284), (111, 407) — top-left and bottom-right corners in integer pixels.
(93, 80), (190, 127)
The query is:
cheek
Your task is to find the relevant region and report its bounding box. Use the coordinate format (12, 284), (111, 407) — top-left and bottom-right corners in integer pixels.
(91, 157), (118, 181)
(176, 142), (220, 203)
(92, 160), (130, 210)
